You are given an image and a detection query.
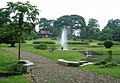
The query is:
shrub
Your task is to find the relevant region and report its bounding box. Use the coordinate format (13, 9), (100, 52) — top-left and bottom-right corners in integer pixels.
(100, 60), (107, 65)
(97, 43), (103, 45)
(49, 45), (56, 50)
(67, 42), (89, 45)
(49, 45), (56, 52)
(81, 39), (84, 42)
(33, 41), (55, 44)
(105, 62), (118, 68)
(34, 43), (47, 50)
(104, 40), (113, 48)
(94, 62), (101, 65)
(89, 39), (93, 42)
(112, 42), (120, 45)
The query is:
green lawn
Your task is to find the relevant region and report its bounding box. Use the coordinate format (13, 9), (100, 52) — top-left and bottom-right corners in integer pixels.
(0, 75), (29, 83)
(0, 38), (120, 79)
(80, 64), (120, 78)
(21, 44), (85, 61)
(0, 49), (18, 71)
(21, 39), (120, 79)
(0, 49), (29, 83)
(25, 38), (59, 44)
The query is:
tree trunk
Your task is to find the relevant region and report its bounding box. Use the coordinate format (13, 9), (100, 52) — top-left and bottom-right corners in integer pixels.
(10, 42), (15, 47)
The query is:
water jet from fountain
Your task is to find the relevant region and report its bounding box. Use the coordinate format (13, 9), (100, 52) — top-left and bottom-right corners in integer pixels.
(61, 28), (68, 50)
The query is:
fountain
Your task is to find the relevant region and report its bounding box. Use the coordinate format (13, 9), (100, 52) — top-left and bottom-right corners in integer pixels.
(61, 28), (68, 50)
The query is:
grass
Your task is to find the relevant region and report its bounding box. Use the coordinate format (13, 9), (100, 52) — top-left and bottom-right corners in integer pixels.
(0, 49), (29, 83)
(21, 43), (85, 61)
(25, 38), (59, 44)
(1, 38), (120, 79)
(86, 46), (120, 55)
(0, 49), (18, 71)
(80, 64), (120, 78)
(0, 75), (29, 83)
(22, 39), (120, 78)
(96, 54), (120, 63)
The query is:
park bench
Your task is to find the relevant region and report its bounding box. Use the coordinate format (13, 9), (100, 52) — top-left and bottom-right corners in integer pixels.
(17, 60), (34, 73)
(58, 59), (79, 67)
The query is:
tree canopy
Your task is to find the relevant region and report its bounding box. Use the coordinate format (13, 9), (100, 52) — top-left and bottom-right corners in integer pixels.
(0, 1), (39, 46)
(99, 19), (120, 41)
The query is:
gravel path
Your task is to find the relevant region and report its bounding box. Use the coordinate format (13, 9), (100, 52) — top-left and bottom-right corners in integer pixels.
(4, 48), (120, 83)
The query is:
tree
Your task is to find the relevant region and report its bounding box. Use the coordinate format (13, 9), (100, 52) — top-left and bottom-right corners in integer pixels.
(39, 18), (58, 37)
(87, 18), (99, 28)
(0, 1), (39, 60)
(54, 15), (86, 39)
(39, 18), (49, 30)
(0, 8), (11, 27)
(99, 28), (113, 41)
(0, 22), (18, 47)
(0, 1), (39, 46)
(83, 18), (100, 39)
(54, 15), (72, 38)
(104, 19), (120, 41)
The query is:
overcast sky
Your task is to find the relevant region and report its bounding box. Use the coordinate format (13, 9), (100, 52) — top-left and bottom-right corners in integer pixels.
(1, 0), (120, 30)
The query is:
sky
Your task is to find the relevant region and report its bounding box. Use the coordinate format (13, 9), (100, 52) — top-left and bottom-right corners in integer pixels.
(1, 0), (120, 30)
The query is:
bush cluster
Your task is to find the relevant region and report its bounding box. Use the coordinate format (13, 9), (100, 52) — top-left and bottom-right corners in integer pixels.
(67, 42), (89, 45)
(97, 42), (120, 45)
(33, 41), (55, 44)
(34, 43), (47, 50)
(95, 60), (118, 68)
(95, 60), (107, 65)
(105, 62), (118, 67)
(113, 42), (120, 45)
(97, 43), (103, 45)
(104, 40), (113, 48)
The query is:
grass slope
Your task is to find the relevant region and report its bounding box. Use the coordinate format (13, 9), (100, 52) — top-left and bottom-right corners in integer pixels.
(0, 75), (29, 83)
(81, 64), (120, 78)
(0, 49), (18, 71)
(22, 44), (85, 61)
(0, 49), (29, 83)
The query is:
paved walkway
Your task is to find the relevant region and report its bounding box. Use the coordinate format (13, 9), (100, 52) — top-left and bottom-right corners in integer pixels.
(4, 48), (120, 83)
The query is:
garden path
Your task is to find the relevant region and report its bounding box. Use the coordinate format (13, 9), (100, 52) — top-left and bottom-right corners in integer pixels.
(4, 48), (120, 83)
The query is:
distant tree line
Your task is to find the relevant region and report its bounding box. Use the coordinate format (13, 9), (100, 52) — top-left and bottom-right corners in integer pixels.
(39, 15), (120, 41)
(0, 1), (120, 47)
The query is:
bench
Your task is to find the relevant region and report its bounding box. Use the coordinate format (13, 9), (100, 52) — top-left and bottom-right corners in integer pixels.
(78, 61), (88, 65)
(17, 60), (34, 73)
(58, 59), (79, 67)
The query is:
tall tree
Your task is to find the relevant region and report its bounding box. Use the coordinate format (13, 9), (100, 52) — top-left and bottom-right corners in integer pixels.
(0, 8), (10, 27)
(99, 28), (113, 41)
(39, 18), (58, 37)
(54, 15), (86, 39)
(39, 18), (49, 30)
(0, 1), (39, 46)
(0, 1), (39, 60)
(87, 18), (99, 28)
(82, 18), (100, 39)
(103, 19), (120, 41)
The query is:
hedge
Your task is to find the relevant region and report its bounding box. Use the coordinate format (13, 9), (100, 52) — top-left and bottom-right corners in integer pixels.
(33, 41), (55, 44)
(67, 42), (89, 45)
(97, 42), (120, 45)
(34, 44), (47, 50)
